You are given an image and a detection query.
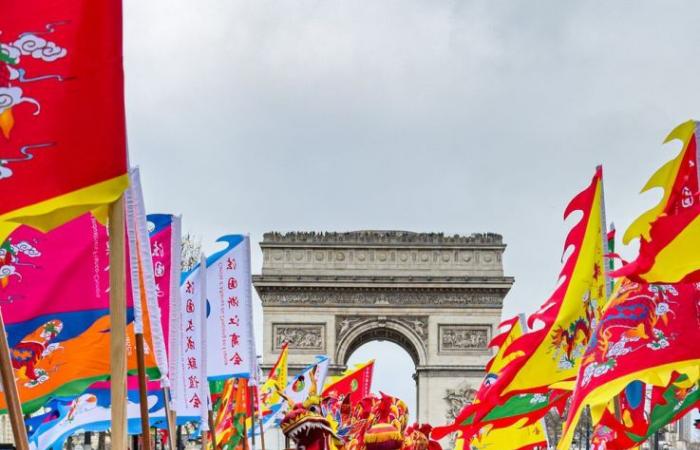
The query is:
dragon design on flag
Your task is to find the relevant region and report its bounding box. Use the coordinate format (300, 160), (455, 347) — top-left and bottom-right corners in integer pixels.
(11, 319), (63, 388)
(0, 23), (67, 178)
(0, 237), (40, 289)
(550, 290), (599, 369)
(579, 280), (685, 386)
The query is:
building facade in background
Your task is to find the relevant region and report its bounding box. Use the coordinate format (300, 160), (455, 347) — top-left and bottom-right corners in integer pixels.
(254, 230), (513, 430)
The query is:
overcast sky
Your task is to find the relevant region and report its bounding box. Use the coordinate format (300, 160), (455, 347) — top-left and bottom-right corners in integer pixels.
(123, 1), (700, 421)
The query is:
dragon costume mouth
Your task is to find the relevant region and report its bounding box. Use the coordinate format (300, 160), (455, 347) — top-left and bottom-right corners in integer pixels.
(281, 411), (337, 442)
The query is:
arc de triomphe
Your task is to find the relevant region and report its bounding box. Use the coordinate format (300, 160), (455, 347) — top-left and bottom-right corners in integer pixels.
(252, 231), (513, 429)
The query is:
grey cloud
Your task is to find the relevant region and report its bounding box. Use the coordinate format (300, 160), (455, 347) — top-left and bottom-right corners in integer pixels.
(123, 0), (700, 418)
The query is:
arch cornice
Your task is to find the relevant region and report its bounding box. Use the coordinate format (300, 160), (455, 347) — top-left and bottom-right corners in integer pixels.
(334, 316), (428, 367)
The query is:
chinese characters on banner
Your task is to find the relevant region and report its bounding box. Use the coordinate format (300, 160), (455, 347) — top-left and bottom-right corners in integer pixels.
(147, 213), (183, 390)
(175, 262), (207, 423)
(206, 235), (257, 381)
(148, 214), (174, 346)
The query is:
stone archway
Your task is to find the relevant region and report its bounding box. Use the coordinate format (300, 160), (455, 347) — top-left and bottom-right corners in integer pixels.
(335, 316), (426, 416)
(253, 230), (513, 441)
(335, 316), (427, 367)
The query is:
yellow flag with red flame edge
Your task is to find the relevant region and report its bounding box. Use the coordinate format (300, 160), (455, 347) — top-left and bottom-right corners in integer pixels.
(496, 167), (608, 397)
(614, 120), (700, 283)
(260, 342), (288, 410)
(485, 316), (525, 376)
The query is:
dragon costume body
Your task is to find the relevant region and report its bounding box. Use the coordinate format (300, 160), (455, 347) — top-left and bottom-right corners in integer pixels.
(280, 383), (439, 450)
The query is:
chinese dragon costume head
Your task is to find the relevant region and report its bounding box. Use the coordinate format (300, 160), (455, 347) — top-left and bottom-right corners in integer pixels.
(280, 376), (341, 450)
(280, 384), (439, 450)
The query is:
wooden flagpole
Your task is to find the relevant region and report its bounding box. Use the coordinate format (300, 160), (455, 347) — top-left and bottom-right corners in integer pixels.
(136, 332), (152, 450)
(243, 411), (250, 450)
(230, 387), (238, 448)
(258, 415), (266, 450)
(208, 409), (217, 448)
(201, 427), (209, 450)
(0, 309), (29, 450)
(162, 387), (177, 450)
(109, 195), (128, 450)
(255, 387), (266, 450)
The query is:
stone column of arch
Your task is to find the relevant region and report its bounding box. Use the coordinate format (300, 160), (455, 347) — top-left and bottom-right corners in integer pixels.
(253, 230), (513, 446)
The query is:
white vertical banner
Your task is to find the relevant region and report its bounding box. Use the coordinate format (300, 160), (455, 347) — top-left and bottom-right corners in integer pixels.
(123, 173), (144, 334)
(130, 168), (169, 381)
(168, 215), (182, 394)
(198, 254), (210, 431)
(174, 258), (207, 423)
(205, 235), (257, 382)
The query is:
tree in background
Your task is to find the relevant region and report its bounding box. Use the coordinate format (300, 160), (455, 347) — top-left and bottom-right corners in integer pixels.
(181, 233), (201, 271)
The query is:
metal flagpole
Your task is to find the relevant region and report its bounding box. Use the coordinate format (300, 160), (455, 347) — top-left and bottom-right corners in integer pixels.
(208, 409), (217, 448)
(249, 385), (256, 448)
(258, 416), (267, 450)
(0, 308), (29, 450)
(598, 166), (623, 425)
(109, 196), (128, 450)
(654, 430), (660, 450)
(176, 425), (183, 450)
(585, 406), (590, 450)
(539, 418), (550, 450)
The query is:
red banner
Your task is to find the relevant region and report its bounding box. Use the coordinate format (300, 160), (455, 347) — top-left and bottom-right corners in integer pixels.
(323, 361), (374, 405)
(558, 279), (700, 449)
(1, 0), (127, 228)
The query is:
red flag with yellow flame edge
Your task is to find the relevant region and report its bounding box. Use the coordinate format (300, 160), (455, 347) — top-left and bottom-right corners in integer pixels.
(1, 0), (128, 238)
(557, 278), (700, 449)
(614, 120), (700, 283)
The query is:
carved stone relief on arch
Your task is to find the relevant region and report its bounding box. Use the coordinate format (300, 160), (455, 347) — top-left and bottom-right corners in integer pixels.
(272, 323), (325, 353)
(438, 325), (490, 353)
(444, 386), (477, 422)
(335, 315), (429, 345)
